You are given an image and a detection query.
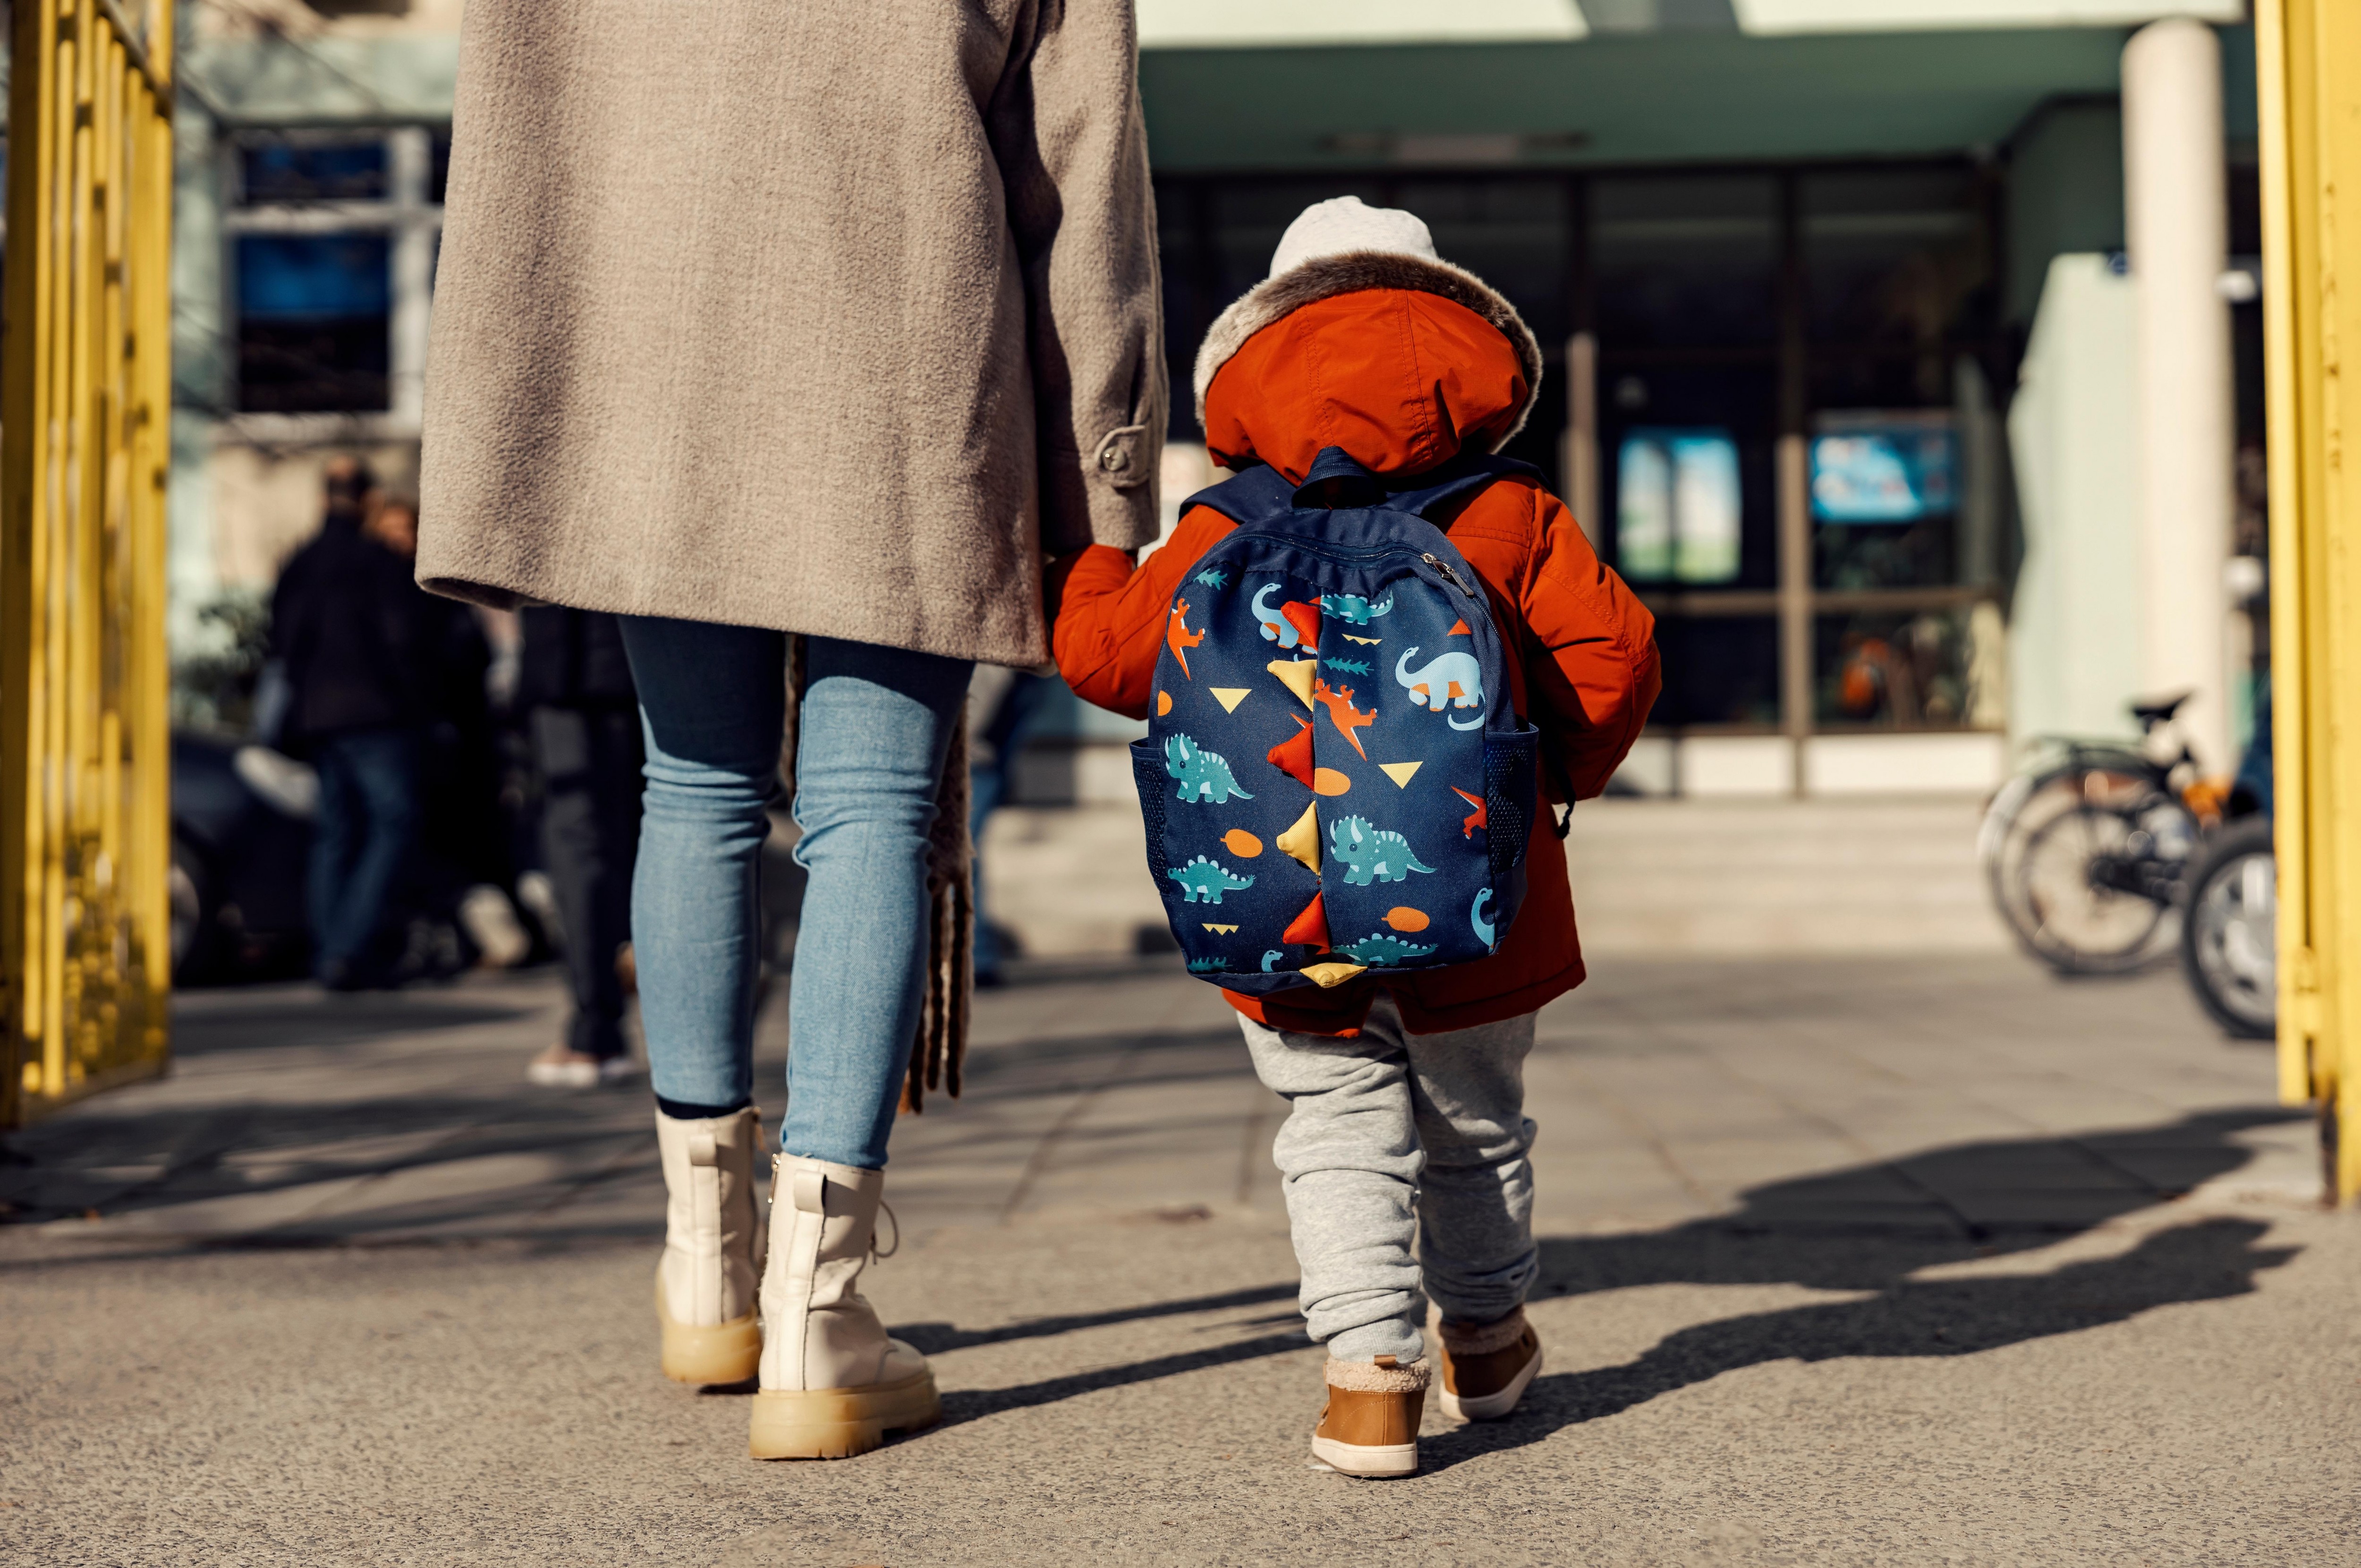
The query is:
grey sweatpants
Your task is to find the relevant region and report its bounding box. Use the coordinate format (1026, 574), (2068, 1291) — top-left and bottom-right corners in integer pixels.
(1239, 994), (1539, 1365)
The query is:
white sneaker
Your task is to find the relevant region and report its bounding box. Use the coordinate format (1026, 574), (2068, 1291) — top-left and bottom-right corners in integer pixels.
(526, 1045), (634, 1088)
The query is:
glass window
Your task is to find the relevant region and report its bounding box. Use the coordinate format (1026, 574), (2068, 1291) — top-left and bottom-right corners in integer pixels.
(1592, 176), (1777, 349)
(1815, 607), (1995, 728)
(238, 138), (388, 204)
(1800, 169), (1984, 348)
(1652, 616), (1780, 729)
(1599, 364), (1776, 590)
(1617, 428), (1741, 585)
(234, 234), (391, 413)
(1811, 411), (1960, 589)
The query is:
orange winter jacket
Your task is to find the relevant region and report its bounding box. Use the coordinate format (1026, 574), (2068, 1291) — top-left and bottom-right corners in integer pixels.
(1049, 288), (1660, 1035)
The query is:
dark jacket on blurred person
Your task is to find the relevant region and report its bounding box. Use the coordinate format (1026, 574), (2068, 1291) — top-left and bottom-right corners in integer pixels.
(270, 514), (430, 745)
(415, 0), (1165, 667)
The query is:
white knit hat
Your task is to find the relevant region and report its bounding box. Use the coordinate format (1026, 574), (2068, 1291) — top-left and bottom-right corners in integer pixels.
(1193, 196), (1542, 449)
(1266, 196), (1440, 278)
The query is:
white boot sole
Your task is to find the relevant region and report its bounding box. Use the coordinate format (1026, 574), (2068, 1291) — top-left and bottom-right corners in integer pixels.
(1310, 1433), (1419, 1477)
(1435, 1343), (1543, 1422)
(747, 1368), (941, 1460)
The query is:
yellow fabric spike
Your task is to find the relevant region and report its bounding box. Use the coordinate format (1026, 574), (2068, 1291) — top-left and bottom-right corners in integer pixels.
(1266, 658), (1317, 707)
(1300, 960), (1369, 989)
(1277, 801), (1321, 873)
(1378, 761), (1421, 788)
(1209, 687), (1252, 713)
(1203, 923), (1239, 934)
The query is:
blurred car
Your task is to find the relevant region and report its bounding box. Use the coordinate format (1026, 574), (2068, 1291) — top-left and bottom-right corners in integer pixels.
(170, 730), (317, 983)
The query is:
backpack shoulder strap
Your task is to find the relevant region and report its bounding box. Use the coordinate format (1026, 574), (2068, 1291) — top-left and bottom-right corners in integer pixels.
(1381, 451), (1546, 521)
(1181, 447), (1545, 529)
(1176, 461), (1299, 527)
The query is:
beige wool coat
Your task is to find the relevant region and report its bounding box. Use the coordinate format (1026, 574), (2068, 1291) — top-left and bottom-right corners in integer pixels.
(416, 0), (1166, 667)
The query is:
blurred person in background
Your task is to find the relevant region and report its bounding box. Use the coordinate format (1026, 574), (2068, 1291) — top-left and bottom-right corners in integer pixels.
(964, 665), (1060, 987)
(517, 606), (645, 1087)
(368, 496), (524, 983)
(271, 458), (427, 990)
(416, 0), (1162, 1460)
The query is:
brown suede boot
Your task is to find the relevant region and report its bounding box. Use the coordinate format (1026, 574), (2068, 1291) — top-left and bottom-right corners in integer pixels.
(1310, 1355), (1428, 1477)
(1432, 1304), (1544, 1422)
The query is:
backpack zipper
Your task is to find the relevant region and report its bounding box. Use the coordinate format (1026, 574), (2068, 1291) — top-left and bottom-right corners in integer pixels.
(1231, 532), (1476, 598)
(1420, 552), (1475, 597)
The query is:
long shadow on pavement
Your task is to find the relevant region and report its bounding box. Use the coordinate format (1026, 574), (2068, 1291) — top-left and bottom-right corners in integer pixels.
(932, 1109), (2307, 1447)
(1421, 1215), (2292, 1473)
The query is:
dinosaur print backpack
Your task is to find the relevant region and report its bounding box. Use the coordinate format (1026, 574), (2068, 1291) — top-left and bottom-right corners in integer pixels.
(1132, 445), (1545, 997)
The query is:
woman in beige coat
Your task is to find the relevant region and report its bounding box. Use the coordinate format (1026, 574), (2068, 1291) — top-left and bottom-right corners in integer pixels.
(417, 0), (1164, 1459)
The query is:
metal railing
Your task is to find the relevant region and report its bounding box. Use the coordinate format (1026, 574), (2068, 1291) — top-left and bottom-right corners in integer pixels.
(0, 0), (177, 1127)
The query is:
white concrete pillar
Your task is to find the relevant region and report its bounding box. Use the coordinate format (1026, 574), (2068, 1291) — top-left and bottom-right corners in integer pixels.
(2123, 19), (2235, 769)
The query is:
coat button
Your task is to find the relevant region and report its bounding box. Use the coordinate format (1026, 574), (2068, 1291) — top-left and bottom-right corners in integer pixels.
(1101, 446), (1130, 472)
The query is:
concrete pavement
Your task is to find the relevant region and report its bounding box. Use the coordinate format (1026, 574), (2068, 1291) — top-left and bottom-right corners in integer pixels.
(2, 952), (2356, 1565)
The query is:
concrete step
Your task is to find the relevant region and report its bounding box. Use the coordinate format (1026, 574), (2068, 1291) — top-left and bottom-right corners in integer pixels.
(979, 795), (2009, 960)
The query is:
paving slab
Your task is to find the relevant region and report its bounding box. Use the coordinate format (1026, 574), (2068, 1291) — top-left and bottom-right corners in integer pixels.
(1, 952), (2355, 1565)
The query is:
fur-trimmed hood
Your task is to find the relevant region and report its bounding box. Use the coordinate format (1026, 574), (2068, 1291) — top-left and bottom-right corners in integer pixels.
(1193, 250), (1544, 457)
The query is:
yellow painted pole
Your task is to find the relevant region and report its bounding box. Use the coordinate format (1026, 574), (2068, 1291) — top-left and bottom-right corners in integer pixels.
(2256, 0), (2361, 1202)
(0, 0), (175, 1127)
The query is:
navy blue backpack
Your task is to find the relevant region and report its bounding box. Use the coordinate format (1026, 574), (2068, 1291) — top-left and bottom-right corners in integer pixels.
(1131, 446), (1546, 996)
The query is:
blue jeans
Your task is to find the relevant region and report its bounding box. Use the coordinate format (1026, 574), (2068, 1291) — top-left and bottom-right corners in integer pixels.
(619, 621), (972, 1169)
(307, 727), (423, 976)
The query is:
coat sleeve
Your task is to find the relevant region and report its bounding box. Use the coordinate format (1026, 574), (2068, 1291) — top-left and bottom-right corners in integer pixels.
(1047, 505), (1235, 720)
(991, 1), (1167, 557)
(1517, 487), (1662, 800)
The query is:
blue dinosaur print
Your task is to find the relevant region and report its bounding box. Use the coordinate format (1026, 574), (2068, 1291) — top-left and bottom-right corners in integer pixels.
(1334, 931), (1439, 966)
(1328, 815), (1436, 886)
(1322, 656), (1372, 677)
(1166, 855), (1255, 904)
(1471, 887), (1498, 948)
(1194, 568), (1230, 590)
(1261, 949), (1285, 972)
(1319, 590), (1394, 625)
(1186, 956), (1231, 974)
(1164, 734), (1254, 804)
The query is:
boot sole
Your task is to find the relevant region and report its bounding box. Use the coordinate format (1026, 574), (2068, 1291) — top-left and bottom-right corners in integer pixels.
(660, 1312), (762, 1385)
(1310, 1433), (1419, 1477)
(1436, 1343), (1543, 1423)
(654, 1279), (762, 1385)
(747, 1369), (941, 1460)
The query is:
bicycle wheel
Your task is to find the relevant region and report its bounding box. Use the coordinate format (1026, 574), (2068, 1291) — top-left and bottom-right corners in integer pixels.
(2180, 816), (2276, 1040)
(2010, 803), (2172, 973)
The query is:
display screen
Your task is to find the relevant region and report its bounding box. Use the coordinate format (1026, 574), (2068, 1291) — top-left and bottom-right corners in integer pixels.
(1616, 428), (1741, 584)
(1809, 420), (1957, 524)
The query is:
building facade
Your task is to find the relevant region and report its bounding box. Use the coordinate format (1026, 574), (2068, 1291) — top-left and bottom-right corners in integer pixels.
(167, 0), (2261, 796)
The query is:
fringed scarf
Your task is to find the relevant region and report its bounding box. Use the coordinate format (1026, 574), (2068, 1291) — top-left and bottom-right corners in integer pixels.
(781, 636), (972, 1117)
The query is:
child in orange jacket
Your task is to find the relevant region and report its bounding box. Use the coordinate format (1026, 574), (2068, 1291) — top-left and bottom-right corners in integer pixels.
(1048, 197), (1659, 1477)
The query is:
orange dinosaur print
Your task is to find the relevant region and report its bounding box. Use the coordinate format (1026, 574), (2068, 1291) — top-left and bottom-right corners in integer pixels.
(1166, 600), (1206, 679)
(1310, 678), (1377, 760)
(1452, 786), (1487, 838)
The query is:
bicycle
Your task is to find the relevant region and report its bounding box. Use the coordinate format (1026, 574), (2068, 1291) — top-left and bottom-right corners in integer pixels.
(1979, 694), (2217, 975)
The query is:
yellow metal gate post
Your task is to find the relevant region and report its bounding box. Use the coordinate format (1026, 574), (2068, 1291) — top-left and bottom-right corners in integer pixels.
(0, 0), (177, 1127)
(2256, 0), (2361, 1203)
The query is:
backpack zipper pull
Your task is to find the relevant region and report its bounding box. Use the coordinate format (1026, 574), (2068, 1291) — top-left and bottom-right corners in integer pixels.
(1421, 552), (1473, 596)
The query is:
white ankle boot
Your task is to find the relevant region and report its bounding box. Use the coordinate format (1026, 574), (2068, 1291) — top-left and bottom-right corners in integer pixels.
(747, 1153), (940, 1459)
(653, 1107), (766, 1385)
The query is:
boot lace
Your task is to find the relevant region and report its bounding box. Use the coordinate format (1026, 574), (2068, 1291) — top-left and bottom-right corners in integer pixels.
(870, 1198), (900, 1262)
